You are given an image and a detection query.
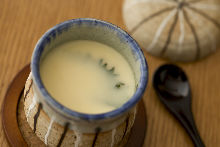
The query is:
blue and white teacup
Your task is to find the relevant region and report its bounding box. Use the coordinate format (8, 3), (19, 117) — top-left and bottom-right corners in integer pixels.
(24, 18), (148, 146)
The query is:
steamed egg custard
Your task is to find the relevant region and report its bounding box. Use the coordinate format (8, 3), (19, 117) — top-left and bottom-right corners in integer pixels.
(40, 40), (136, 114)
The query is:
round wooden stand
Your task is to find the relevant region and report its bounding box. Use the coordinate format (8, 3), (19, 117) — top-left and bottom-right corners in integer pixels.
(1, 64), (147, 147)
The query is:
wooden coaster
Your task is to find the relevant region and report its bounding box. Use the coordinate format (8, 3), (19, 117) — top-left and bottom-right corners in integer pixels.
(1, 64), (147, 147)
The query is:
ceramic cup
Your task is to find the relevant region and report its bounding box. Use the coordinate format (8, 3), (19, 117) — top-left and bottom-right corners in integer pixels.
(24, 18), (148, 146)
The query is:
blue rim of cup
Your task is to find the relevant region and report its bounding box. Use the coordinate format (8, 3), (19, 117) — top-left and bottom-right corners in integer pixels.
(31, 18), (148, 121)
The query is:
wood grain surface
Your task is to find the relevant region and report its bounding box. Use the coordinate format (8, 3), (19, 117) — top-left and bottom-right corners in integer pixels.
(0, 0), (220, 146)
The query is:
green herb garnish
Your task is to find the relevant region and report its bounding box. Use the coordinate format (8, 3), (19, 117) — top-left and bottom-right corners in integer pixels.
(103, 63), (108, 68)
(109, 67), (115, 73)
(99, 59), (103, 65)
(99, 58), (125, 88)
(115, 82), (125, 88)
(99, 59), (117, 76)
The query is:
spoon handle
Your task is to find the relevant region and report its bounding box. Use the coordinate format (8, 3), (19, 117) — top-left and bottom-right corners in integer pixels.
(174, 109), (205, 147)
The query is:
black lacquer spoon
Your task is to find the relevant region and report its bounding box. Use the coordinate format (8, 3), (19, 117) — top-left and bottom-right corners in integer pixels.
(153, 64), (205, 147)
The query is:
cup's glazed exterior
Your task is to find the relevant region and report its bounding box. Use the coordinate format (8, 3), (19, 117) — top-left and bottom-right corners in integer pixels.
(25, 18), (148, 146)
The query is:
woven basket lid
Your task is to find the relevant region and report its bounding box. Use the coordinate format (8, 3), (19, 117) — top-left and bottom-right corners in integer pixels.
(123, 0), (220, 61)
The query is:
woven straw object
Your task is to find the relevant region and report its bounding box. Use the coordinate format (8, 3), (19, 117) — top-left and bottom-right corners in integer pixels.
(123, 0), (220, 61)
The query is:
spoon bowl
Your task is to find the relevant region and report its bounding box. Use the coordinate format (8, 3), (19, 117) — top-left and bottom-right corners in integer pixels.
(153, 64), (205, 147)
(154, 64), (190, 99)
